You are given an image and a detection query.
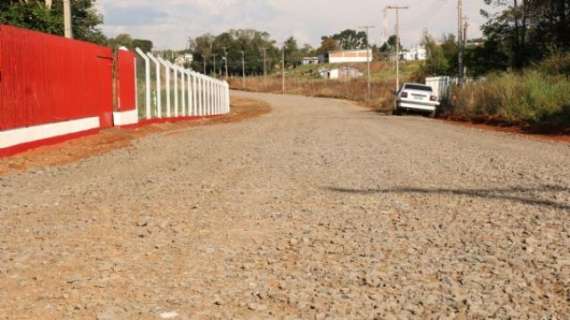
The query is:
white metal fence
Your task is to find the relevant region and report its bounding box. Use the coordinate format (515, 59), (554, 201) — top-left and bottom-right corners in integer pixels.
(425, 76), (458, 100)
(135, 48), (230, 121)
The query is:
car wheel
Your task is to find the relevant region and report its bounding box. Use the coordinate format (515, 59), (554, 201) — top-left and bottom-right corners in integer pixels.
(393, 108), (401, 116)
(428, 110), (436, 118)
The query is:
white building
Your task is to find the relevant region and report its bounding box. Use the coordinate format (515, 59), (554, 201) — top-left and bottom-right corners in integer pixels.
(400, 46), (427, 61)
(319, 66), (363, 80)
(302, 57), (320, 65)
(175, 54), (193, 66)
(328, 49), (373, 64)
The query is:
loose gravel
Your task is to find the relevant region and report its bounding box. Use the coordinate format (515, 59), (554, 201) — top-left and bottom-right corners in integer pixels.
(0, 91), (569, 319)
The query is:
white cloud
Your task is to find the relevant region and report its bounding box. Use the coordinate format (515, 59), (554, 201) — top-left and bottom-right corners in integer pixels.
(98, 0), (488, 50)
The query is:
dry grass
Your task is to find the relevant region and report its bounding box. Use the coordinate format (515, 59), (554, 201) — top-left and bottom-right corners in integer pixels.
(228, 61), (422, 112)
(449, 71), (570, 133)
(230, 76), (396, 112)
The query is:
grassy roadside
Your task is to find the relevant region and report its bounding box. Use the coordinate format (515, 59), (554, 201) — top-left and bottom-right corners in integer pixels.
(446, 54), (570, 134)
(228, 61), (420, 112)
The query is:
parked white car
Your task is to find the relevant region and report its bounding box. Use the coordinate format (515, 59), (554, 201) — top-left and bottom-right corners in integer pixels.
(394, 83), (440, 117)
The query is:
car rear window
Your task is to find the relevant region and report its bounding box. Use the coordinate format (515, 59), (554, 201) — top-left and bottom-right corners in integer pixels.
(404, 84), (432, 92)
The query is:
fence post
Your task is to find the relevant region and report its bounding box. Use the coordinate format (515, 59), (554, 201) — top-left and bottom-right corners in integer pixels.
(135, 48), (151, 120)
(218, 81), (222, 114)
(225, 82), (230, 113)
(180, 69), (188, 116)
(199, 75), (204, 116)
(212, 80), (218, 115)
(190, 71), (198, 116)
(158, 58), (171, 118)
(210, 78), (214, 115)
(218, 81), (222, 115)
(205, 77), (210, 116)
(173, 64), (179, 117)
(147, 53), (162, 118)
(186, 70), (191, 116)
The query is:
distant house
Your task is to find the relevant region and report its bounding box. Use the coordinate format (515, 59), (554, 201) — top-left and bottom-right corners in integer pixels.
(319, 66), (363, 80)
(302, 57), (320, 65)
(400, 46), (427, 61)
(175, 54), (193, 66)
(328, 49), (373, 64)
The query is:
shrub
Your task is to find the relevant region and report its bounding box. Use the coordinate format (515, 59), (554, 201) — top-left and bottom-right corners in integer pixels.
(536, 52), (570, 77)
(450, 70), (570, 130)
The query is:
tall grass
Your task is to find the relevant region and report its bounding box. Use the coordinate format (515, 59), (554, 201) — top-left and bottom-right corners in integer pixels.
(450, 70), (570, 131)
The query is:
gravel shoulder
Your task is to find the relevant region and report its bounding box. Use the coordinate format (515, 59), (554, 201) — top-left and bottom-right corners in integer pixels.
(0, 91), (568, 319)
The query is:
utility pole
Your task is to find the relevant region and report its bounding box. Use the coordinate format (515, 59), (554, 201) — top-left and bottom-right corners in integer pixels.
(281, 45), (286, 95)
(222, 47), (229, 80)
(385, 5), (409, 92)
(262, 48), (267, 83)
(241, 50), (246, 89)
(458, 0), (464, 86)
(464, 18), (469, 44)
(212, 53), (217, 77)
(359, 25), (375, 101)
(63, 0), (72, 39)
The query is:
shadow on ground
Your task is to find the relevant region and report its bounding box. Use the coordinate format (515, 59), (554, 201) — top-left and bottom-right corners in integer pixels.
(325, 185), (570, 210)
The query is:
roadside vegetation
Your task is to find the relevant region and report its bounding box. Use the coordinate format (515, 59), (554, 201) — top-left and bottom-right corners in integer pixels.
(418, 1), (570, 132)
(447, 55), (570, 132)
(228, 61), (420, 111)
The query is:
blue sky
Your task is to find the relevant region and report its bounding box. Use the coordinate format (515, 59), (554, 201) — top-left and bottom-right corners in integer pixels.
(97, 0), (490, 50)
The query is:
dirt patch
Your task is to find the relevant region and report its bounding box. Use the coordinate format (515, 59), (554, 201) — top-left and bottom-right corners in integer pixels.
(0, 96), (271, 176)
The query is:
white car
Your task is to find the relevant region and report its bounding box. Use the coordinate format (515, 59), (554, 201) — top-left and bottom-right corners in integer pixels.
(394, 83), (440, 117)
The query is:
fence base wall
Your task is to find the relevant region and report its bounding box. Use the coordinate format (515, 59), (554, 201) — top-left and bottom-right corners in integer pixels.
(0, 117), (100, 157)
(113, 110), (139, 127)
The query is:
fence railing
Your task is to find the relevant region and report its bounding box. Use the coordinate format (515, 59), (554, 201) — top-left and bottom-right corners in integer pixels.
(425, 76), (458, 100)
(135, 48), (230, 121)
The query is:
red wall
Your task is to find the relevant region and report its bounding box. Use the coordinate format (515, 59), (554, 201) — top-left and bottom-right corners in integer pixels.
(0, 25), (115, 130)
(116, 50), (136, 111)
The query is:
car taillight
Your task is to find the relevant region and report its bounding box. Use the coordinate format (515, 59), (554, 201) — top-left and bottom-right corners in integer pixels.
(430, 95), (438, 101)
(401, 92), (408, 98)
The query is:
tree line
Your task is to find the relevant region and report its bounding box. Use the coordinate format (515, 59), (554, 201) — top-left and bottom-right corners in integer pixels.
(0, 0), (154, 52)
(423, 0), (570, 77)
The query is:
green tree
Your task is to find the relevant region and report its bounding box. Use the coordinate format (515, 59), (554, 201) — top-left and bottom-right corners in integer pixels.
(421, 33), (450, 76)
(316, 36), (339, 55)
(108, 33), (133, 49)
(331, 29), (368, 50)
(0, 0), (106, 44)
(379, 35), (402, 53)
(132, 39), (153, 53)
(190, 29), (280, 76)
(479, 0), (570, 69)
(284, 36), (303, 67)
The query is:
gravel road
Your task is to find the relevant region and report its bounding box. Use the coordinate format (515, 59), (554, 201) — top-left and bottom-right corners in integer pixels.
(1, 91), (569, 319)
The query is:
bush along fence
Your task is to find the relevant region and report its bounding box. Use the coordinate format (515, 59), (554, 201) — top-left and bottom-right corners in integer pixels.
(0, 25), (230, 157)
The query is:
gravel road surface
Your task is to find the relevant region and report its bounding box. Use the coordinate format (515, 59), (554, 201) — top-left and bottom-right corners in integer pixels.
(1, 91), (569, 319)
